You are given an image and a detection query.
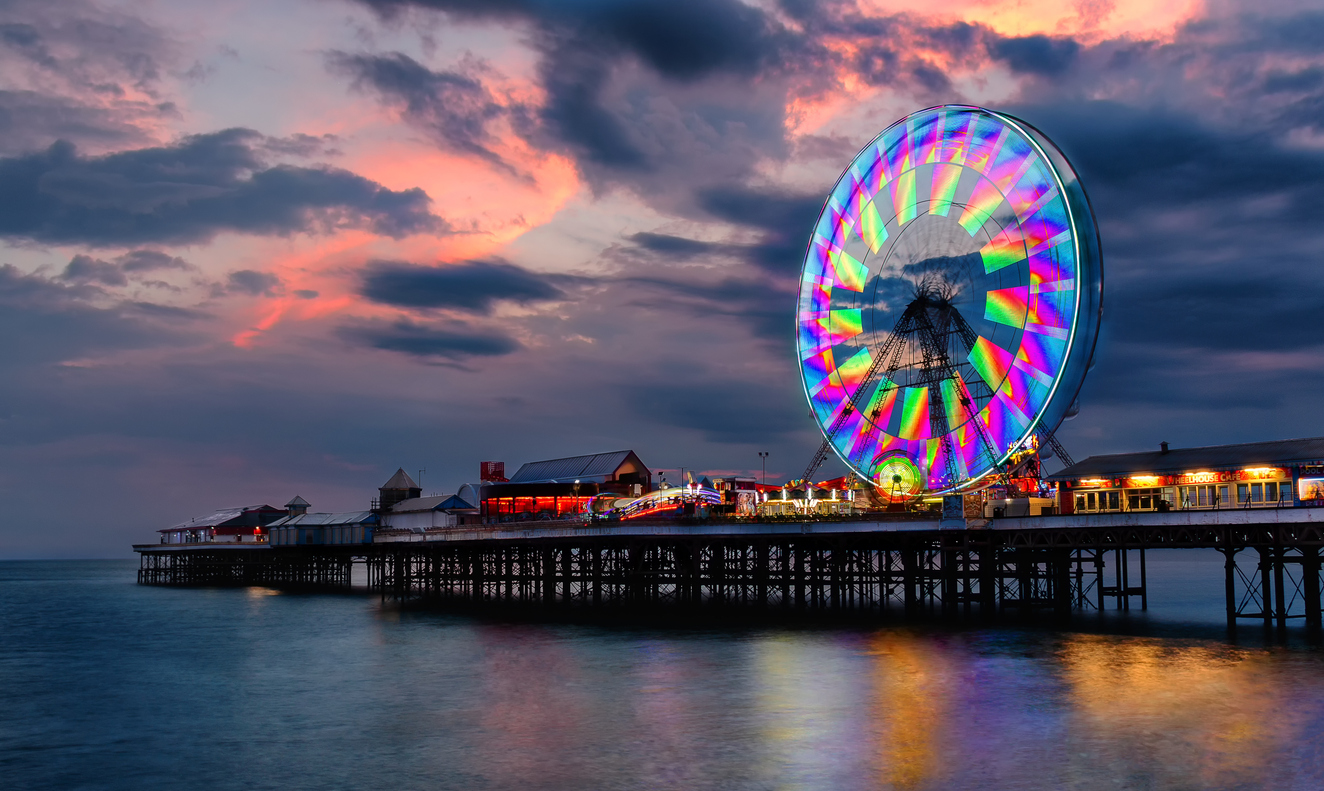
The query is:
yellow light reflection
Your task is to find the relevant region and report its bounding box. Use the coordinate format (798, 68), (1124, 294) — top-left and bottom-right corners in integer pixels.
(1059, 636), (1309, 787)
(865, 632), (952, 789)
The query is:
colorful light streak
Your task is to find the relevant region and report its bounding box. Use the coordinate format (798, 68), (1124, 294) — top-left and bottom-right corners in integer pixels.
(610, 486), (723, 520)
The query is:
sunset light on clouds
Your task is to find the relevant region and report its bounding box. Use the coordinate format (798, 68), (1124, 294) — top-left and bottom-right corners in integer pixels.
(4, 0), (1324, 556)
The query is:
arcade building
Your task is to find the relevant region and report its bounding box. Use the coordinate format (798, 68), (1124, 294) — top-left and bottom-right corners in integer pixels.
(1047, 437), (1324, 513)
(479, 450), (652, 521)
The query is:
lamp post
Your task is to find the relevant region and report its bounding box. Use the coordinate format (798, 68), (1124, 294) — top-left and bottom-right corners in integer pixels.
(758, 452), (769, 487)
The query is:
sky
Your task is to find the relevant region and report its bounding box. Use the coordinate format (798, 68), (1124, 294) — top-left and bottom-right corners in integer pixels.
(3, 0), (1323, 557)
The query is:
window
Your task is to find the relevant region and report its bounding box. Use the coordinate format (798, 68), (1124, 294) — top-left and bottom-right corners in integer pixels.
(1267, 482), (1280, 502)
(1237, 483), (1249, 504)
(1126, 488), (1160, 510)
(1218, 485), (1229, 505)
(1086, 492), (1096, 510)
(1075, 495), (1085, 511)
(1251, 483), (1263, 503)
(1107, 491), (1120, 511)
(1179, 485), (1218, 507)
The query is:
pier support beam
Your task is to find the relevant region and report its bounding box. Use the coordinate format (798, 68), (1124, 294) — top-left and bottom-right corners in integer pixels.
(1304, 547), (1322, 630)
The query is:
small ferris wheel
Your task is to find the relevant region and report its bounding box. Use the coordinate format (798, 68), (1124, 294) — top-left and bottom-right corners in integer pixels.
(796, 105), (1103, 495)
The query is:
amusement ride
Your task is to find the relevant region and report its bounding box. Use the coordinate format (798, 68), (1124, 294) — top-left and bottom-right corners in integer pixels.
(796, 105), (1103, 505)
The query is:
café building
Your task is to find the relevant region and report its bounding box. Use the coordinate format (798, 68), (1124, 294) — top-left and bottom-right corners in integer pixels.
(1046, 437), (1324, 514)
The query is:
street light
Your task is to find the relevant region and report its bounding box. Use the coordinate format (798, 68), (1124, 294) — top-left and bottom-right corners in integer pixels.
(758, 452), (769, 487)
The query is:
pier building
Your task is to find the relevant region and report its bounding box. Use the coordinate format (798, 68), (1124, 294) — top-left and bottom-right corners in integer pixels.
(159, 504), (287, 544)
(479, 450), (651, 522)
(268, 510), (378, 546)
(385, 494), (480, 531)
(1049, 437), (1324, 515)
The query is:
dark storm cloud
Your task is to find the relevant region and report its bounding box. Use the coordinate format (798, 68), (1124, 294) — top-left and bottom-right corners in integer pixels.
(986, 8), (1324, 448)
(327, 51), (513, 170)
(359, 0), (790, 80)
(62, 254), (126, 286)
(629, 232), (725, 259)
(346, 0), (1016, 228)
(0, 90), (157, 156)
(360, 258), (568, 313)
(59, 249), (191, 286)
(989, 35), (1080, 75)
(0, 1), (182, 156)
(338, 319), (520, 360)
(225, 270), (281, 297)
(1262, 67), (1324, 94)
(345, 0), (817, 200)
(0, 130), (441, 246)
(0, 265), (202, 369)
(696, 187), (823, 276)
(0, 0), (169, 88)
(1006, 99), (1324, 263)
(118, 249), (189, 272)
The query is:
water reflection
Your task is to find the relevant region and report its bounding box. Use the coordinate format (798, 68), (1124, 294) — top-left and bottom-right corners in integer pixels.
(1058, 636), (1323, 789)
(6, 562), (1324, 791)
(866, 633), (954, 790)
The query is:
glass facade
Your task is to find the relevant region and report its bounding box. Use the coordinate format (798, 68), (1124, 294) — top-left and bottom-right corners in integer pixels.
(1069, 467), (1295, 513)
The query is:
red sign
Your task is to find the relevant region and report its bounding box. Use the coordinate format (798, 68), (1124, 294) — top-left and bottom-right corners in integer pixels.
(1075, 468), (1290, 488)
(1173, 468), (1287, 485)
(480, 461), (507, 482)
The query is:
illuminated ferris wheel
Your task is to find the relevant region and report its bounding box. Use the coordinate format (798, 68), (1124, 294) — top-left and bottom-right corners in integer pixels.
(796, 105), (1103, 495)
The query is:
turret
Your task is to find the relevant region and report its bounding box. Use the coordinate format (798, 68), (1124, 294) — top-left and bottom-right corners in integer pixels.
(378, 468), (421, 513)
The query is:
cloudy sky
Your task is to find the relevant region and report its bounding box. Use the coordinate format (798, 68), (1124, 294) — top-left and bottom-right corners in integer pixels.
(4, 0), (1323, 556)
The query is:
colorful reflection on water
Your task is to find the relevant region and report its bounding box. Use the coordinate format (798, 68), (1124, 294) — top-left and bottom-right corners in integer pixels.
(3, 561), (1324, 791)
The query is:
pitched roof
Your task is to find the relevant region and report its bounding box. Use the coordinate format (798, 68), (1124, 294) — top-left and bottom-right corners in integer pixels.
(161, 505), (280, 532)
(437, 494), (477, 510)
(508, 450), (643, 483)
(268, 511), (377, 527)
(285, 495), (310, 507)
(390, 494), (476, 513)
(381, 468), (420, 490)
(1046, 436), (1324, 481)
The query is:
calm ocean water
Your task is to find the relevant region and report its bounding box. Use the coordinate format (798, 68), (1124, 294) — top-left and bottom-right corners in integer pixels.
(3, 556), (1324, 791)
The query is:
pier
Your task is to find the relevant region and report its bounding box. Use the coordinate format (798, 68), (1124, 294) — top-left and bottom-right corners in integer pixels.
(136, 507), (1324, 631)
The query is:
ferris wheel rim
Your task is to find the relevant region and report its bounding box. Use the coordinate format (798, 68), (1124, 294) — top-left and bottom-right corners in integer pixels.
(794, 104), (1103, 495)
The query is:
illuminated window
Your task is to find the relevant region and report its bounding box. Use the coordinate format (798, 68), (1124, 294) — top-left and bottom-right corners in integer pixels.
(1127, 488), (1157, 510)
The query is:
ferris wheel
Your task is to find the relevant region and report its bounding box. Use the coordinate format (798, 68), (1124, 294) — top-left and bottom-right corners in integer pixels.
(796, 105), (1103, 494)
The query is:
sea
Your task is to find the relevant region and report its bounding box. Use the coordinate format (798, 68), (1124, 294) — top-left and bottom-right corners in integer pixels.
(3, 555), (1323, 791)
